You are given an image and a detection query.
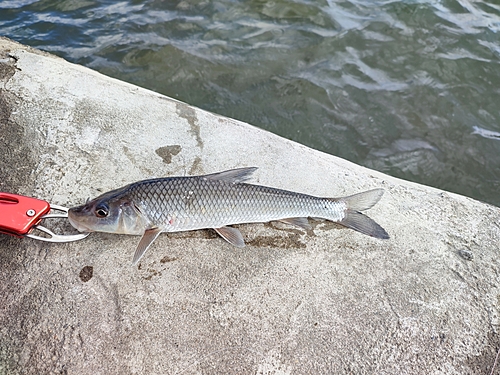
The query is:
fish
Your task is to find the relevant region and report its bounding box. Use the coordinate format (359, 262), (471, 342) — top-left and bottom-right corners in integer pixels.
(68, 167), (389, 265)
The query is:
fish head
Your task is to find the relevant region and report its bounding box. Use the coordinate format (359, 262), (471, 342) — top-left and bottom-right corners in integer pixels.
(68, 188), (145, 235)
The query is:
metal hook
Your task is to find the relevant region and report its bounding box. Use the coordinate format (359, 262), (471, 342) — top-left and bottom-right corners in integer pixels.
(25, 204), (90, 243)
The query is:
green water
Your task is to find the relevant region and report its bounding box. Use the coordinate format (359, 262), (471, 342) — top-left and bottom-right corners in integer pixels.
(2, 0), (500, 205)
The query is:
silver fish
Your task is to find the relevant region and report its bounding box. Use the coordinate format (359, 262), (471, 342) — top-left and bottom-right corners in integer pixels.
(68, 167), (388, 265)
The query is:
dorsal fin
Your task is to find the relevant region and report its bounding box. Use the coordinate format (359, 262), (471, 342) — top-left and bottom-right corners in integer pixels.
(203, 167), (258, 184)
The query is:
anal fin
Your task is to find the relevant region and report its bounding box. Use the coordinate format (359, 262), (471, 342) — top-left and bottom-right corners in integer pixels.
(278, 217), (311, 230)
(214, 226), (245, 248)
(132, 227), (163, 265)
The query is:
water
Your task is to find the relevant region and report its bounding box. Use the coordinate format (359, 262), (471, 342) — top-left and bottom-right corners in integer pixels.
(1, 0), (500, 206)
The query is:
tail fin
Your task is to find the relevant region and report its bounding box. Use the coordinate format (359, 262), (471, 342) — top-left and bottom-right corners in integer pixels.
(337, 189), (389, 239)
(342, 188), (384, 211)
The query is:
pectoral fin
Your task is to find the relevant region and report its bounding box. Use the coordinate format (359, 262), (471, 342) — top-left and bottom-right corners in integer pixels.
(214, 227), (245, 248)
(132, 227), (163, 265)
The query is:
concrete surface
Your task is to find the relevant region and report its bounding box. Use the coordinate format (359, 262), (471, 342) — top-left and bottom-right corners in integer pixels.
(1, 36), (500, 374)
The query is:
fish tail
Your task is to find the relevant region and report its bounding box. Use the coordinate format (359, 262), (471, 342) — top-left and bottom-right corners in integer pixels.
(335, 189), (389, 239)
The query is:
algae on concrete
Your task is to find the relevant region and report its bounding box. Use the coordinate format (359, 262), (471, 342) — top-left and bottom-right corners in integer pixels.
(1, 37), (500, 374)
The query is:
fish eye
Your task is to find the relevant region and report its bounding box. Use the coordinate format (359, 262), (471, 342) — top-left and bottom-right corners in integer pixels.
(95, 203), (109, 218)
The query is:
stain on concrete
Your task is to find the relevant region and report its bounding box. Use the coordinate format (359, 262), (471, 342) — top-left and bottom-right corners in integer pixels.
(246, 232), (306, 249)
(160, 256), (178, 264)
(141, 258), (181, 280)
(189, 156), (203, 175)
(0, 91), (37, 194)
(155, 145), (182, 164)
(0, 53), (18, 85)
(466, 330), (500, 374)
(0, 49), (37, 194)
(0, 268), (46, 373)
(165, 223), (308, 250)
(0, 90), (12, 121)
(122, 146), (137, 165)
(175, 102), (203, 149)
(311, 220), (344, 232)
(267, 221), (311, 235)
(79, 266), (94, 282)
(143, 268), (162, 281)
(0, 337), (18, 375)
(168, 229), (219, 242)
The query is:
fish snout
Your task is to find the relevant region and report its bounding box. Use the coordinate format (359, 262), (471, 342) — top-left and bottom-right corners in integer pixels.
(67, 205), (95, 233)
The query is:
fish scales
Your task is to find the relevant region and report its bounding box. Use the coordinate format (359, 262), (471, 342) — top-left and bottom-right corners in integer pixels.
(68, 167), (389, 265)
(126, 177), (346, 232)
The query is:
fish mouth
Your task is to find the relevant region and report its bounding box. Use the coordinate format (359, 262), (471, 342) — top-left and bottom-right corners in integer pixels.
(67, 206), (94, 233)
